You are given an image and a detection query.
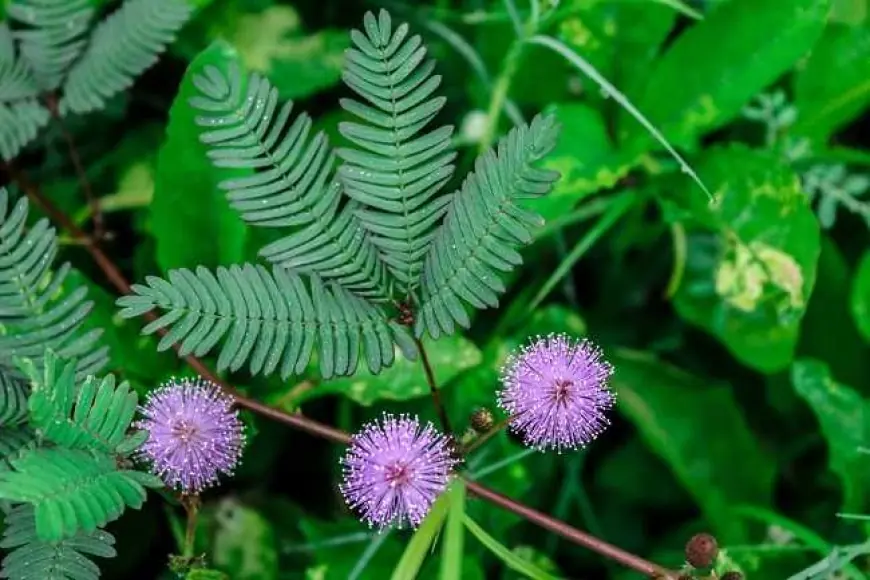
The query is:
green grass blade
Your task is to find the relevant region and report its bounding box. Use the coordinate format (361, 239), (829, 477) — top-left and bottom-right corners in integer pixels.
(390, 484), (453, 580)
(463, 514), (561, 580)
(649, 0), (703, 20)
(527, 34), (713, 202)
(530, 190), (636, 310)
(439, 481), (466, 580)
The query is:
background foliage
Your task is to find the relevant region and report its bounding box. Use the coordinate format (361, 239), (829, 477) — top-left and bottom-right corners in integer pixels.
(3, 0), (870, 578)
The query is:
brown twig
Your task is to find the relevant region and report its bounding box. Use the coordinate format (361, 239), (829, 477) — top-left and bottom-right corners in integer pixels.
(414, 336), (453, 436)
(6, 166), (677, 579)
(43, 94), (104, 240)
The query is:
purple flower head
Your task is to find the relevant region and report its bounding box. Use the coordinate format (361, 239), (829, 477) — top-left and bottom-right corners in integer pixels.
(340, 414), (457, 529)
(498, 334), (615, 453)
(134, 377), (245, 493)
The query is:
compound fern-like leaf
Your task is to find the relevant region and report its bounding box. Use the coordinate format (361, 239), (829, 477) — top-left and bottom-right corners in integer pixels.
(0, 447), (159, 541)
(0, 371), (29, 427)
(188, 60), (389, 299)
(22, 351), (138, 454)
(0, 426), (33, 473)
(0, 503), (116, 580)
(337, 9), (457, 294)
(0, 188), (109, 380)
(0, 23), (48, 161)
(60, 0), (193, 115)
(416, 114), (561, 338)
(116, 264), (417, 379)
(7, 0), (94, 91)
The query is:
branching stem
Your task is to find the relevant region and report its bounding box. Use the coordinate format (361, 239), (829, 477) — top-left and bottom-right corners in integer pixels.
(5, 166), (678, 580)
(43, 94), (104, 240)
(414, 337), (454, 436)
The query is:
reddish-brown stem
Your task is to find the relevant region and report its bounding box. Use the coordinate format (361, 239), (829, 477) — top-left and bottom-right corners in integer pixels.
(6, 166), (676, 579)
(414, 337), (453, 436)
(43, 94), (103, 240)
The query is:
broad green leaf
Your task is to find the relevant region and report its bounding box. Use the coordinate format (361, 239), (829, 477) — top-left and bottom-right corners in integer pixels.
(390, 486), (453, 580)
(151, 41), (249, 272)
(463, 514), (560, 580)
(801, 238), (870, 388)
(612, 349), (775, 541)
(554, 2), (677, 135)
(791, 359), (870, 511)
(850, 249), (870, 343)
(670, 145), (821, 372)
(211, 498), (279, 580)
(630, 0), (829, 147)
(527, 104), (639, 221)
(174, 3), (346, 100)
(794, 20), (870, 141)
(289, 336), (481, 407)
(440, 481), (466, 580)
(230, 5), (347, 99)
(833, 0), (868, 23)
(594, 438), (688, 509)
(830, 0), (867, 24)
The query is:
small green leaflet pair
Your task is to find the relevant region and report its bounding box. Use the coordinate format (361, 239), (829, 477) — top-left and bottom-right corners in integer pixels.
(391, 481), (561, 580)
(117, 9), (563, 381)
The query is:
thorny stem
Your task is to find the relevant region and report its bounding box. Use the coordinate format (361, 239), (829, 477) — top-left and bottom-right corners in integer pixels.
(182, 495), (200, 559)
(6, 167), (678, 580)
(414, 337), (454, 436)
(43, 94), (104, 240)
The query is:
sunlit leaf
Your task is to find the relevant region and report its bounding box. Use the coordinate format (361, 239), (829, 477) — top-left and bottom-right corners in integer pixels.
(668, 145), (821, 372)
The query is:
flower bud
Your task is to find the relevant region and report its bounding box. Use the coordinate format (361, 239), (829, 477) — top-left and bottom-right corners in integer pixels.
(470, 407), (495, 433)
(685, 532), (718, 569)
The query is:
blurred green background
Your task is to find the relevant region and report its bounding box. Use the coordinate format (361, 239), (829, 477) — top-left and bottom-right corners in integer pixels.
(5, 0), (870, 578)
